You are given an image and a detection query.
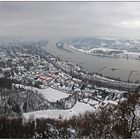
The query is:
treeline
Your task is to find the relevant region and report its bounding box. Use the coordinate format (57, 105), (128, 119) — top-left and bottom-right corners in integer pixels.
(0, 78), (12, 89)
(0, 92), (139, 138)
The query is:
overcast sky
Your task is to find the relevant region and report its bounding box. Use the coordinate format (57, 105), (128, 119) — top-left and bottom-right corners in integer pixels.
(1, 2), (140, 39)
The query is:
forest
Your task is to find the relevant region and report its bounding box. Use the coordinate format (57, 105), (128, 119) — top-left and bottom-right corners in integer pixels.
(0, 92), (139, 138)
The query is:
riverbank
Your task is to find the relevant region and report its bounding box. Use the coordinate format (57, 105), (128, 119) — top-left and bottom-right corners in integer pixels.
(43, 39), (140, 82)
(68, 44), (140, 60)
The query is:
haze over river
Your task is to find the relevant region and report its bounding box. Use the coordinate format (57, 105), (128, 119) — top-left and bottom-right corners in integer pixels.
(44, 39), (140, 82)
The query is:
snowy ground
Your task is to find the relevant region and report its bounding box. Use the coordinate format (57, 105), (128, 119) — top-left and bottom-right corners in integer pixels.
(14, 84), (70, 102)
(37, 87), (70, 102)
(23, 101), (95, 120)
(135, 105), (140, 117)
(68, 45), (140, 59)
(23, 99), (120, 120)
(86, 47), (122, 54)
(16, 84), (126, 121)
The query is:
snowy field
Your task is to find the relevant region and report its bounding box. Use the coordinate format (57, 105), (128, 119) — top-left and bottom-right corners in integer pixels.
(14, 84), (70, 102)
(23, 101), (95, 120)
(86, 47), (122, 54)
(37, 87), (70, 102)
(68, 45), (140, 59)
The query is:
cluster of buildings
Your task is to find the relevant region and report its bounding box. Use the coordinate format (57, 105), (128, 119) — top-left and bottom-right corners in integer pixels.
(0, 41), (139, 105)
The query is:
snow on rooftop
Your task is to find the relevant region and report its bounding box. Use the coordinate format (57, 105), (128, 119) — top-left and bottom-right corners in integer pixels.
(103, 100), (118, 105)
(23, 101), (95, 120)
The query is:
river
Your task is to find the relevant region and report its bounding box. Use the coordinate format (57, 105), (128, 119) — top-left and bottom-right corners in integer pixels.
(44, 39), (140, 82)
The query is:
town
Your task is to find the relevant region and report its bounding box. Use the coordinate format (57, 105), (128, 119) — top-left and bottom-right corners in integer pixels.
(0, 40), (139, 119)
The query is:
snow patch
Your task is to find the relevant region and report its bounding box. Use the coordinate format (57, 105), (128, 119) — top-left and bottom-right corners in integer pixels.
(14, 84), (70, 102)
(37, 87), (70, 102)
(23, 101), (95, 120)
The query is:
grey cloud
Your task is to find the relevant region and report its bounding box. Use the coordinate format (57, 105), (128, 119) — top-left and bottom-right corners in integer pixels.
(0, 2), (140, 39)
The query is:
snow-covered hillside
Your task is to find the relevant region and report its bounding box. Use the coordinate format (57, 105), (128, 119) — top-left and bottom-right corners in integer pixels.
(65, 37), (140, 60)
(68, 45), (140, 59)
(23, 101), (95, 120)
(37, 87), (70, 102)
(15, 84), (70, 102)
